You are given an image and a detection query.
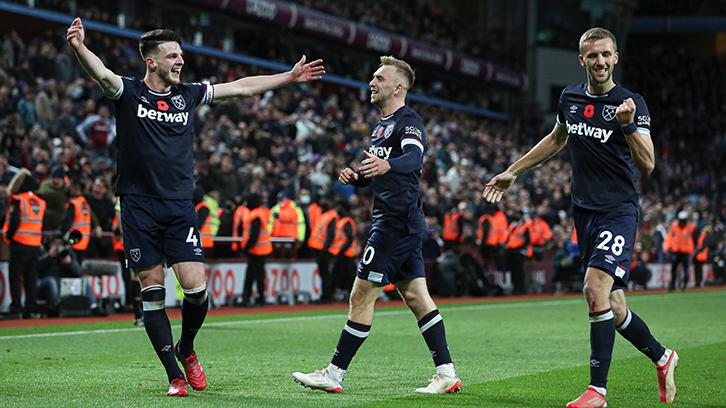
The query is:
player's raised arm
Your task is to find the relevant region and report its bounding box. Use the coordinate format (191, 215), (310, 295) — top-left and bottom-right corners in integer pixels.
(212, 55), (325, 103)
(66, 18), (121, 97)
(483, 124), (569, 203)
(617, 97), (655, 175)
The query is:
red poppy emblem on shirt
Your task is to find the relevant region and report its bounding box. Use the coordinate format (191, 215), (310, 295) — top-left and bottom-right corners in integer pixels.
(157, 100), (169, 111)
(583, 104), (594, 118)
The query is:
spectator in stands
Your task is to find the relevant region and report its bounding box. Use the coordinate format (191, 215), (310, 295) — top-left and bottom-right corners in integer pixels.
(83, 176), (115, 259)
(37, 164), (68, 231)
(75, 105), (115, 165)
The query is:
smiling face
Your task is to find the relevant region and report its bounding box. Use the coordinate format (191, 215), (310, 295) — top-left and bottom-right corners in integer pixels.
(149, 41), (184, 86)
(579, 37), (618, 91)
(369, 65), (405, 110)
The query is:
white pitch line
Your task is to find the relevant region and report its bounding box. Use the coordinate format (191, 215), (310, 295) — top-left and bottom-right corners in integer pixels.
(0, 291), (721, 340)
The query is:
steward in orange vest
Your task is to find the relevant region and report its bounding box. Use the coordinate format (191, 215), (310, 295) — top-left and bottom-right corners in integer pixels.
(477, 207), (508, 267)
(232, 204), (250, 252)
(527, 215), (552, 260)
(309, 197), (339, 304)
(693, 225), (711, 288)
(61, 179), (94, 258)
(3, 169), (45, 316)
(241, 193), (272, 307)
(330, 200), (358, 296)
(443, 208), (463, 245)
(194, 188), (218, 249)
(505, 208), (531, 295)
(665, 211), (696, 291)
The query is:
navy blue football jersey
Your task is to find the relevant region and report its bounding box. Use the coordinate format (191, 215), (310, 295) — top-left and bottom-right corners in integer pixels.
(556, 83), (652, 214)
(109, 77), (213, 199)
(368, 106), (427, 233)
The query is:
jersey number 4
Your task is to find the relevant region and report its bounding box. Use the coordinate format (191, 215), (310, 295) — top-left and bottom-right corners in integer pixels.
(186, 227), (198, 247)
(596, 230), (625, 256)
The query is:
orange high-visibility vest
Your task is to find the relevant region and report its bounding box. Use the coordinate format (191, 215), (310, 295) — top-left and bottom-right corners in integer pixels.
(477, 211), (509, 246)
(506, 220), (529, 250)
(442, 210), (462, 242)
(112, 214), (123, 252)
(270, 200), (302, 239)
(243, 207), (272, 256)
(329, 216), (357, 258)
(308, 202), (322, 229)
(695, 231), (708, 262)
(309, 210), (339, 252)
(665, 221), (695, 254)
(232, 205), (250, 251)
(195, 200), (214, 248)
(68, 196), (91, 251)
(529, 217), (552, 246)
(3, 192), (45, 246)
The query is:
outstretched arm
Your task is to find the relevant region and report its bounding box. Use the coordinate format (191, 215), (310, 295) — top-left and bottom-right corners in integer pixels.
(483, 124), (568, 203)
(66, 18), (121, 97)
(212, 55), (325, 103)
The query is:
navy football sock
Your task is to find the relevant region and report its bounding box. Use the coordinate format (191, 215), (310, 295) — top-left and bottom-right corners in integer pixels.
(616, 309), (666, 363)
(418, 309), (453, 367)
(330, 320), (371, 370)
(178, 284), (208, 356)
(589, 308), (615, 389)
(141, 285), (183, 383)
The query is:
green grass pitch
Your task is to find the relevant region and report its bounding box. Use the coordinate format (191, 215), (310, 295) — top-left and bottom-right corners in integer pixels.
(1, 290), (724, 407)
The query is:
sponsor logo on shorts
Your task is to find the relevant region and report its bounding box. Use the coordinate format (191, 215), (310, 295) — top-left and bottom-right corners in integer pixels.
(368, 271), (384, 283)
(615, 264), (626, 278)
(130, 248), (141, 262)
(194, 247), (203, 256)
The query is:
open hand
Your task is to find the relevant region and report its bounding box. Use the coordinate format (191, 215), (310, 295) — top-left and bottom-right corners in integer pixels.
(66, 17), (85, 50)
(482, 170), (517, 203)
(290, 55), (325, 83)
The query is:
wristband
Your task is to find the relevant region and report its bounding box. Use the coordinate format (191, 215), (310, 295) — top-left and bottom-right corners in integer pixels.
(621, 122), (637, 135)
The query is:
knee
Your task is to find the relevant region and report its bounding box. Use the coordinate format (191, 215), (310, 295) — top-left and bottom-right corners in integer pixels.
(582, 281), (606, 303)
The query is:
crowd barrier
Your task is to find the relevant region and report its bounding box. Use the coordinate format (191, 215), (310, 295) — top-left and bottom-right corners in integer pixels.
(0, 257), (711, 313)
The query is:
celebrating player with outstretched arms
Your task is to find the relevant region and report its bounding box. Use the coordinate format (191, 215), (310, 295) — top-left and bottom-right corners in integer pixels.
(67, 17), (324, 397)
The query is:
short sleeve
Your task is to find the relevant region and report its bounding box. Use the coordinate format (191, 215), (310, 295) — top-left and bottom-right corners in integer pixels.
(185, 82), (214, 107)
(633, 95), (651, 136)
(107, 76), (128, 101)
(398, 116), (425, 153)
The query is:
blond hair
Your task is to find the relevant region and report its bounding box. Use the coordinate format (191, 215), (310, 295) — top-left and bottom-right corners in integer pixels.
(379, 56), (415, 90)
(579, 28), (617, 55)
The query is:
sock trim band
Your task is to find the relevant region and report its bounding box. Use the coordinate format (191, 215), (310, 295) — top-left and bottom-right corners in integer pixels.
(616, 309), (632, 331)
(589, 308), (614, 323)
(420, 313), (443, 333)
(344, 324), (370, 338)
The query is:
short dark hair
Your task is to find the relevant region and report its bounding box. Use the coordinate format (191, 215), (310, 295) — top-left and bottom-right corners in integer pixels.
(139, 29), (182, 59)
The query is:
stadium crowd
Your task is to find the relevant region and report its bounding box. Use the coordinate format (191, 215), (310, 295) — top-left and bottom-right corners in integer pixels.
(1, 12), (725, 313)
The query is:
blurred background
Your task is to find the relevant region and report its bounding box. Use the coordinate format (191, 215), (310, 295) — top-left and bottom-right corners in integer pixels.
(1, 0), (725, 315)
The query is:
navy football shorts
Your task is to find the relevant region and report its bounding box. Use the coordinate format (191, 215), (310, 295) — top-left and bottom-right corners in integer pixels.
(120, 195), (205, 269)
(573, 206), (638, 290)
(356, 225), (426, 285)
